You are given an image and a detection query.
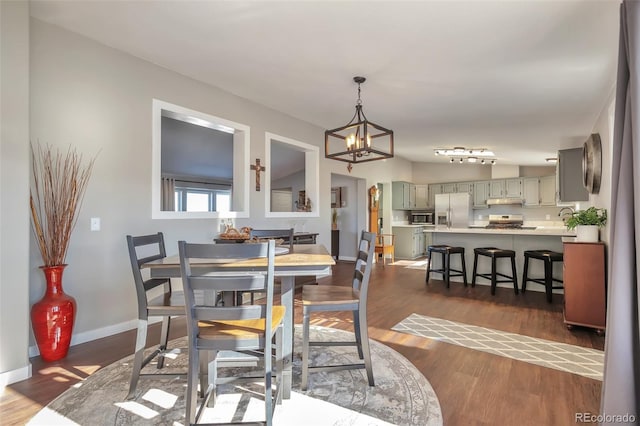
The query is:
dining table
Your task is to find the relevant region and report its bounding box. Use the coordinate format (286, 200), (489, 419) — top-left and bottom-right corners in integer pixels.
(141, 242), (336, 399)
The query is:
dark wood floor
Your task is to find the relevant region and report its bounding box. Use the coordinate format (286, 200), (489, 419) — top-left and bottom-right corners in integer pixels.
(1, 260), (604, 425)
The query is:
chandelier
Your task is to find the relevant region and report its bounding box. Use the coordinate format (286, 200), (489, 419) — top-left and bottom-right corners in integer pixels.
(325, 76), (394, 171)
(434, 147), (496, 164)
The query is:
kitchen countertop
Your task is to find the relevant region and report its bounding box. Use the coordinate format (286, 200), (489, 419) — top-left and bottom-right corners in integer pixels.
(424, 226), (575, 237)
(392, 224), (435, 228)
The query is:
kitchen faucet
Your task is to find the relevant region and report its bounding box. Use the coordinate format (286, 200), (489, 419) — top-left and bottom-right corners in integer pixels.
(558, 206), (575, 222)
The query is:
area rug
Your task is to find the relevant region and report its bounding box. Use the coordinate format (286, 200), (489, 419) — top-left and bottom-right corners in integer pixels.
(28, 325), (442, 426)
(392, 313), (603, 381)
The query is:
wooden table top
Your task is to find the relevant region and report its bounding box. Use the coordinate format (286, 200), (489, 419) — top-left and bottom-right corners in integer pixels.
(142, 243), (335, 270)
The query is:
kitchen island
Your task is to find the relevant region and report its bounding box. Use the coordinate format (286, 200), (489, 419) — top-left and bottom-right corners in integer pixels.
(424, 226), (576, 292)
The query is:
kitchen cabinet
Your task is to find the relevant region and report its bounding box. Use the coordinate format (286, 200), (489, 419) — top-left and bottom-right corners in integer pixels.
(488, 178), (522, 198)
(392, 181), (416, 210)
(442, 183), (457, 193)
(558, 147), (589, 202)
(489, 180), (504, 198)
(523, 177), (540, 206)
(504, 178), (523, 198)
(428, 183), (442, 209)
(456, 181), (474, 195)
(414, 185), (429, 209)
(539, 175), (556, 205)
(523, 176), (556, 207)
(473, 181), (490, 208)
(393, 226), (425, 259)
(563, 242), (606, 333)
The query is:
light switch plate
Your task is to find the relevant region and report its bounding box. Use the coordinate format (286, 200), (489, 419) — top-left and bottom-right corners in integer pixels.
(90, 217), (100, 231)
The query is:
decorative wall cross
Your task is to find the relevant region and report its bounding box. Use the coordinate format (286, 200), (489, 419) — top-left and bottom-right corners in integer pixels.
(250, 158), (266, 191)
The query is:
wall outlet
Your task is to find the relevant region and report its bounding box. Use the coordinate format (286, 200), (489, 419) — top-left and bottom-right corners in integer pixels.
(90, 217), (100, 231)
(478, 214), (482, 220)
(545, 214), (551, 220)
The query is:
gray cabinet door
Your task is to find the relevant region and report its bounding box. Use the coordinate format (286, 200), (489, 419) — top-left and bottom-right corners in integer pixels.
(558, 148), (589, 202)
(522, 177), (540, 206)
(489, 180), (504, 198)
(415, 185), (429, 209)
(539, 175), (557, 205)
(504, 178), (523, 197)
(473, 181), (490, 208)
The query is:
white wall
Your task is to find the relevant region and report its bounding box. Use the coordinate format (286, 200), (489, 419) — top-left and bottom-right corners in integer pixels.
(589, 88), (616, 245)
(18, 19), (414, 362)
(0, 0), (32, 385)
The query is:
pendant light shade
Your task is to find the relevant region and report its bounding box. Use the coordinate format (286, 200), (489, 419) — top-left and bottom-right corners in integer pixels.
(325, 77), (394, 167)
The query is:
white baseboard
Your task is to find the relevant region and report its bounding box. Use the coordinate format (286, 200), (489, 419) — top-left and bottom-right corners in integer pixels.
(28, 317), (162, 358)
(338, 256), (357, 262)
(0, 363), (32, 387)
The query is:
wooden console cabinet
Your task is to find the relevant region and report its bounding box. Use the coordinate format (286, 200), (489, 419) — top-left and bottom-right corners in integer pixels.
(563, 242), (606, 333)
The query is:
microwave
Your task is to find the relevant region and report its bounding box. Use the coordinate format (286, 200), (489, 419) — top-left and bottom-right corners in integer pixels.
(411, 211), (434, 224)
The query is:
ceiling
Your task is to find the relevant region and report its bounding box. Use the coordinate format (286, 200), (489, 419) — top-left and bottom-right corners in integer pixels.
(30, 0), (621, 166)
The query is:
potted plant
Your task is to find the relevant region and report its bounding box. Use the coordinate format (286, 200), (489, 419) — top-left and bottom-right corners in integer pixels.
(30, 143), (96, 361)
(565, 207), (607, 242)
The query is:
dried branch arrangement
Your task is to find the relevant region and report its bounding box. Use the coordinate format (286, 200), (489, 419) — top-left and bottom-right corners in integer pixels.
(30, 143), (96, 267)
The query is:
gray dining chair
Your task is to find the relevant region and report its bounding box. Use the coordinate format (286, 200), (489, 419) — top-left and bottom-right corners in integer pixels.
(178, 239), (284, 426)
(125, 232), (187, 399)
(300, 230), (376, 391)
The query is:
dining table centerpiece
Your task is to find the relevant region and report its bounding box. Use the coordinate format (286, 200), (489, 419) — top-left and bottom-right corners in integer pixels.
(29, 143), (96, 361)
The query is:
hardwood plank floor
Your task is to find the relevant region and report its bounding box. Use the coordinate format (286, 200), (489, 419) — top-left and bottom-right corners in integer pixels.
(1, 260), (604, 425)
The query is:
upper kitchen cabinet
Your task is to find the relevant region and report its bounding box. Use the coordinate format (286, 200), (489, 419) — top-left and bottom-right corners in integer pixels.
(473, 181), (490, 208)
(488, 180), (504, 198)
(504, 178), (523, 198)
(539, 175), (556, 205)
(392, 181), (416, 210)
(558, 147), (589, 202)
(456, 181), (474, 195)
(523, 177), (540, 206)
(442, 183), (457, 193)
(415, 184), (429, 209)
(428, 183), (443, 209)
(489, 178), (522, 198)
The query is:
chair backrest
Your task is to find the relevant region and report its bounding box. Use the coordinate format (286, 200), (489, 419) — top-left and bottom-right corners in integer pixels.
(250, 228), (294, 250)
(126, 233), (171, 311)
(376, 234), (394, 247)
(353, 231), (376, 302)
(178, 240), (276, 350)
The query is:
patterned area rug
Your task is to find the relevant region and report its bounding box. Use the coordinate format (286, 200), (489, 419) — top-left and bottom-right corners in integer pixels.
(29, 325), (442, 426)
(392, 313), (604, 381)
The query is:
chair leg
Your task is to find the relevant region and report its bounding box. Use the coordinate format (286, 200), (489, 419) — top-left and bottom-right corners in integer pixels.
(157, 316), (171, 369)
(275, 325), (283, 405)
(353, 309), (364, 359)
(461, 253), (468, 286)
(544, 259), (552, 303)
(511, 256), (519, 295)
(264, 334), (273, 426)
(186, 342), (200, 426)
(522, 255), (530, 293)
(127, 318), (148, 399)
(425, 250), (432, 283)
(444, 252), (450, 288)
(471, 253), (478, 287)
(301, 307), (311, 391)
(491, 256), (497, 295)
(358, 308), (374, 387)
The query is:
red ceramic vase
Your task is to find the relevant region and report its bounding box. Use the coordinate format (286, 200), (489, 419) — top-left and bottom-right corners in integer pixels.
(30, 265), (76, 362)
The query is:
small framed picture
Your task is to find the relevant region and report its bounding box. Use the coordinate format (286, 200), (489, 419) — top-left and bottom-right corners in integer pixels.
(331, 187), (342, 208)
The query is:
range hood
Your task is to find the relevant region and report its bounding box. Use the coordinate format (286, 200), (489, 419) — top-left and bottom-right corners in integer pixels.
(486, 198), (524, 206)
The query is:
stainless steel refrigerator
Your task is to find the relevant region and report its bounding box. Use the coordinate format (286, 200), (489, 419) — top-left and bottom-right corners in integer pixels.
(435, 193), (473, 228)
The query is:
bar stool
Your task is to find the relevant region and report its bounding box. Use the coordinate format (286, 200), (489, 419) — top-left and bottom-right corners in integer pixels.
(426, 245), (467, 288)
(472, 247), (518, 295)
(522, 250), (564, 303)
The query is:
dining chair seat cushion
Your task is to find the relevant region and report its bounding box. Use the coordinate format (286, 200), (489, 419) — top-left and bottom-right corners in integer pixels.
(197, 305), (286, 340)
(302, 286), (360, 306)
